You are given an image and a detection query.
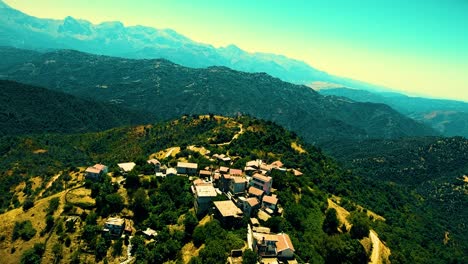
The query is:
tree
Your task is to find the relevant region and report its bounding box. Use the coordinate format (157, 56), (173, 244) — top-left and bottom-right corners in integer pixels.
(323, 208), (340, 235)
(112, 238), (123, 257)
(184, 212), (198, 238)
(22, 198), (34, 211)
(13, 220), (37, 241)
(105, 193), (125, 214)
(52, 242), (63, 263)
(47, 197), (60, 215)
(349, 212), (370, 239)
(242, 249), (258, 264)
(95, 236), (108, 261)
(44, 215), (55, 233)
(20, 243), (45, 264)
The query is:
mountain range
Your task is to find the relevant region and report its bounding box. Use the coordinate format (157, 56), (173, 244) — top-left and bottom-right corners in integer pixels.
(0, 0), (394, 92)
(319, 87), (468, 137)
(0, 47), (437, 143)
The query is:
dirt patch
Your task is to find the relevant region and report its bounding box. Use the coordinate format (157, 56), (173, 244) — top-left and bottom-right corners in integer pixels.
(32, 149), (47, 154)
(291, 142), (306, 154)
(151, 147), (181, 160)
(66, 187), (95, 207)
(181, 242), (204, 263)
(327, 199), (351, 230)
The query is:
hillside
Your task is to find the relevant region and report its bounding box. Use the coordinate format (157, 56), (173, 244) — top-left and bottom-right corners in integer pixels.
(0, 115), (464, 263)
(0, 80), (154, 135)
(319, 87), (468, 137)
(321, 136), (468, 263)
(0, 47), (437, 143)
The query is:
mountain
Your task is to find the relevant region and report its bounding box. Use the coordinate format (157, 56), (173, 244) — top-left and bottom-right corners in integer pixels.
(0, 0), (396, 92)
(0, 80), (153, 135)
(0, 47), (437, 143)
(319, 87), (468, 137)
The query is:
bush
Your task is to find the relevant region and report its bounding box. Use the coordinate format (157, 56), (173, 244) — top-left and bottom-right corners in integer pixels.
(22, 198), (34, 211)
(12, 220), (37, 241)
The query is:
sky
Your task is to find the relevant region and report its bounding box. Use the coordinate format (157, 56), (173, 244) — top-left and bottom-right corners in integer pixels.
(4, 0), (468, 101)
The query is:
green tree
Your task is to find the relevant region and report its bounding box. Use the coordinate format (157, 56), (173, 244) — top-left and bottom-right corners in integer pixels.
(47, 197), (60, 215)
(323, 208), (339, 235)
(183, 212), (198, 238)
(242, 249), (258, 264)
(112, 238), (123, 257)
(20, 243), (45, 264)
(349, 212), (370, 239)
(22, 198), (34, 211)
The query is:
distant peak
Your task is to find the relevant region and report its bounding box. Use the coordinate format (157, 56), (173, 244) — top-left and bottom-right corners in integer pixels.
(224, 44), (242, 51)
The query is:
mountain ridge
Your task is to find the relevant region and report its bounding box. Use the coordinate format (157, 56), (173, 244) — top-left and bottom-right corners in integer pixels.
(0, 47), (437, 144)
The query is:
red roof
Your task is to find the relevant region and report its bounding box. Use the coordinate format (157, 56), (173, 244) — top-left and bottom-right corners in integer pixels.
(249, 186), (264, 197)
(293, 169), (303, 176)
(262, 195), (278, 205)
(276, 233), (295, 252)
(247, 197), (259, 207)
(199, 170), (212, 176)
(229, 168), (243, 176)
(270, 160), (284, 168)
(219, 166), (230, 173)
(253, 173), (272, 183)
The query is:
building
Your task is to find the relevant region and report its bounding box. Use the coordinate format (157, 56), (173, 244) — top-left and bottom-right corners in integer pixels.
(229, 168), (243, 176)
(262, 194), (278, 212)
(219, 166), (230, 174)
(199, 170), (212, 178)
(252, 232), (295, 260)
(193, 183), (218, 215)
(276, 233), (295, 259)
(85, 164), (108, 180)
(118, 162), (136, 173)
(213, 200), (243, 225)
(248, 186), (264, 199)
(103, 217), (125, 236)
(251, 173), (273, 194)
(176, 162), (198, 175)
(147, 159), (161, 173)
(166, 168), (177, 177)
(239, 197), (260, 217)
(229, 176), (248, 194)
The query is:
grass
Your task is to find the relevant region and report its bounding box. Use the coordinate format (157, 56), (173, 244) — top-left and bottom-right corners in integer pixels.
(291, 142), (307, 154)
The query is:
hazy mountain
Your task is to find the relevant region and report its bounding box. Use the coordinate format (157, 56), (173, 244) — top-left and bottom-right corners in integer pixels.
(319, 87), (468, 137)
(0, 47), (436, 143)
(0, 0), (394, 92)
(0, 80), (153, 135)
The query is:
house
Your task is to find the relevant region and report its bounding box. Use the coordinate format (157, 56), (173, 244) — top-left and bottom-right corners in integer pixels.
(147, 159), (161, 173)
(251, 173), (273, 194)
(229, 176), (248, 194)
(276, 233), (295, 259)
(193, 183), (217, 215)
(246, 160), (262, 169)
(103, 217), (125, 236)
(262, 194), (278, 212)
(199, 170), (212, 178)
(270, 160), (284, 169)
(213, 200), (243, 225)
(239, 197), (260, 217)
(219, 166), (230, 174)
(229, 168), (243, 176)
(248, 186), (264, 199)
(252, 232), (295, 260)
(176, 162), (198, 175)
(166, 168), (177, 177)
(217, 154), (231, 162)
(118, 162), (136, 173)
(85, 164), (108, 180)
(244, 166), (257, 176)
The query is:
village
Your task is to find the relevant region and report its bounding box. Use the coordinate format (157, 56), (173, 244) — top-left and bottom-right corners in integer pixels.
(84, 148), (304, 264)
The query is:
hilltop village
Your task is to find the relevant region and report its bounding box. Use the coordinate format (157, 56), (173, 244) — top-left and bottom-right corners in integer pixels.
(84, 149), (303, 263)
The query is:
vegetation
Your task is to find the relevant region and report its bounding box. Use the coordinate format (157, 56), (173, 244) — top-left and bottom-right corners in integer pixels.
(0, 115), (464, 263)
(12, 220), (37, 241)
(0, 80), (154, 136)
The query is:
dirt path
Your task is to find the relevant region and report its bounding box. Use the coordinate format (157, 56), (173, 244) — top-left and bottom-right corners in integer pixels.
(39, 173), (61, 197)
(369, 230), (380, 264)
(216, 123), (244, 146)
(165, 147), (176, 158)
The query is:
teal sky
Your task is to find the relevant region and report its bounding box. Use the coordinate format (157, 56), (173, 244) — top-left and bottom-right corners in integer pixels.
(5, 0), (468, 101)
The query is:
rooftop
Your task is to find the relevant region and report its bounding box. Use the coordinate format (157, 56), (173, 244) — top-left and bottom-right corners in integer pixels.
(292, 169), (303, 176)
(118, 162), (136, 172)
(147, 159), (161, 165)
(177, 162), (198, 169)
(213, 200), (243, 218)
(232, 176), (247, 184)
(249, 186), (264, 197)
(229, 168), (243, 175)
(263, 195), (278, 205)
(247, 197), (260, 207)
(276, 233), (295, 252)
(105, 217), (125, 226)
(199, 170), (212, 176)
(253, 173), (272, 183)
(194, 184), (217, 197)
